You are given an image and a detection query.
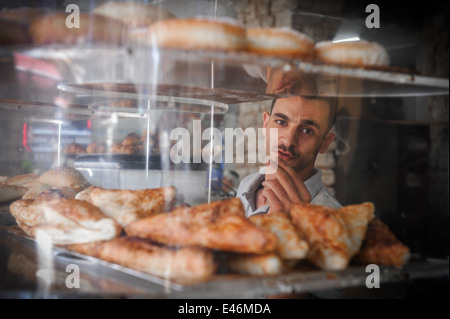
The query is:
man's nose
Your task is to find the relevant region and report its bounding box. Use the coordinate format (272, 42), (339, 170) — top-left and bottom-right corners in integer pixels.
(279, 127), (298, 148)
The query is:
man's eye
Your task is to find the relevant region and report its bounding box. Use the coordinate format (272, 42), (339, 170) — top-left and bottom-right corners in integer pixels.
(302, 128), (313, 135)
(275, 119), (286, 126)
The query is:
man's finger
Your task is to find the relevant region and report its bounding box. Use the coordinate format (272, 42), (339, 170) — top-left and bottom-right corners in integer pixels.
(262, 180), (293, 204)
(270, 160), (311, 203)
(261, 188), (286, 214)
(267, 160), (305, 202)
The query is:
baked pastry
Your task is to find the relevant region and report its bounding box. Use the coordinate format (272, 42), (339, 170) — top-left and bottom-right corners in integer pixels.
(290, 202), (375, 270)
(314, 40), (390, 67)
(125, 198), (277, 254)
(29, 12), (126, 45)
(246, 27), (315, 59)
(249, 213), (309, 260)
(86, 142), (106, 154)
(0, 176), (9, 183)
(0, 7), (49, 45)
(353, 219), (411, 267)
(74, 185), (98, 201)
(9, 197), (122, 245)
(135, 17), (247, 51)
(4, 173), (38, 186)
(78, 186), (177, 226)
(93, 1), (175, 29)
(110, 142), (123, 153)
(37, 166), (91, 193)
(121, 132), (141, 146)
(62, 142), (86, 154)
(21, 181), (77, 200)
(9, 199), (42, 236)
(0, 184), (27, 203)
(66, 236), (216, 284)
(227, 252), (284, 276)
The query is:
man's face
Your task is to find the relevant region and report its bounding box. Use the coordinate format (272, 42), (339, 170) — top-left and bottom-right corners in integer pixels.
(263, 96), (335, 178)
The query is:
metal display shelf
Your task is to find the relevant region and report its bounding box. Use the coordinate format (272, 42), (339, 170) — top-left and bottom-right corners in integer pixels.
(13, 45), (450, 101)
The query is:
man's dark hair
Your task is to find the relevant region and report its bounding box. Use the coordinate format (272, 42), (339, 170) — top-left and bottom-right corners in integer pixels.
(269, 96), (338, 132)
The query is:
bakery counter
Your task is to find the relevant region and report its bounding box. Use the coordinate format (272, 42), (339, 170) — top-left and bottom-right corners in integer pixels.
(0, 202), (448, 299)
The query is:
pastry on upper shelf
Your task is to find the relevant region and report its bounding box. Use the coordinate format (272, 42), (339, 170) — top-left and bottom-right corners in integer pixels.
(246, 27), (315, 59)
(29, 12), (127, 45)
(132, 16), (247, 51)
(314, 40), (390, 67)
(93, 1), (175, 29)
(62, 142), (86, 154)
(0, 7), (50, 45)
(86, 142), (106, 154)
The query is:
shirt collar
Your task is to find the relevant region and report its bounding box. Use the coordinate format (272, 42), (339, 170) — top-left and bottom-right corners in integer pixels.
(304, 168), (323, 199)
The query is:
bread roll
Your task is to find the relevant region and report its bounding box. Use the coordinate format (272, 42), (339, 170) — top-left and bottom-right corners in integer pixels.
(5, 173), (38, 186)
(93, 1), (175, 29)
(29, 12), (127, 45)
(0, 184), (27, 203)
(246, 27), (315, 59)
(135, 17), (247, 51)
(0, 7), (49, 45)
(314, 40), (390, 67)
(37, 166), (90, 193)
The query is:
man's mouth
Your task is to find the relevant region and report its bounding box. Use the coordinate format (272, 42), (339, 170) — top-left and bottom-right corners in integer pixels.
(273, 148), (295, 162)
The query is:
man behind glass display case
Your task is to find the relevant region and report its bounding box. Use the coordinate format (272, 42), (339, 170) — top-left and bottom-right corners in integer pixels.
(236, 67), (341, 217)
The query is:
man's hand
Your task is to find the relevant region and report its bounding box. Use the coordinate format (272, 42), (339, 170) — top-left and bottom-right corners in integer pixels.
(261, 160), (311, 214)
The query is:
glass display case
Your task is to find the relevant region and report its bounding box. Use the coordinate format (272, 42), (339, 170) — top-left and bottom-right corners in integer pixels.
(0, 0), (448, 299)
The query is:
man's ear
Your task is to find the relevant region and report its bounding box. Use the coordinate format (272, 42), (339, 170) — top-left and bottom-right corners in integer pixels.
(262, 111), (271, 137)
(319, 132), (335, 154)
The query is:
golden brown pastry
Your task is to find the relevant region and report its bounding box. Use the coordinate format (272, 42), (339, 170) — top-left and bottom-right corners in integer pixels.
(0, 184), (28, 203)
(4, 173), (38, 186)
(9, 197), (122, 245)
(37, 166), (91, 193)
(353, 219), (411, 267)
(93, 1), (175, 29)
(125, 198), (277, 254)
(246, 27), (315, 59)
(135, 17), (247, 51)
(314, 40), (390, 67)
(79, 186), (177, 227)
(67, 236), (216, 284)
(121, 133), (141, 146)
(62, 142), (86, 154)
(249, 213), (309, 260)
(0, 7), (49, 45)
(86, 143), (106, 154)
(29, 12), (126, 45)
(227, 252), (284, 276)
(290, 202), (375, 270)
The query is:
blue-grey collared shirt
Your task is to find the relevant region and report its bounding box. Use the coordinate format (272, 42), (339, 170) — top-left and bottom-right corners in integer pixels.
(236, 167), (342, 217)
